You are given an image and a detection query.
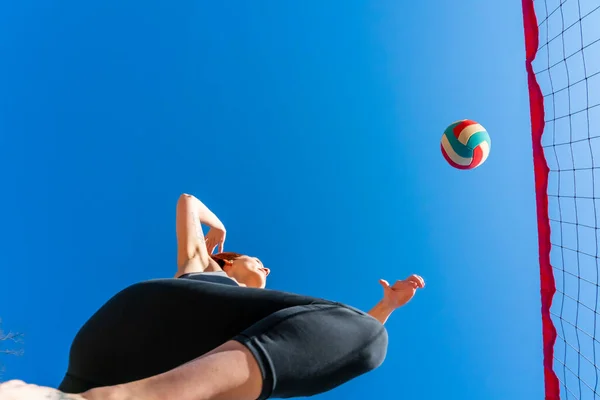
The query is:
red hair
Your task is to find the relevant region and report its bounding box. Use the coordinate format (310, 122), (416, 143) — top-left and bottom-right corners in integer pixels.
(211, 252), (243, 268)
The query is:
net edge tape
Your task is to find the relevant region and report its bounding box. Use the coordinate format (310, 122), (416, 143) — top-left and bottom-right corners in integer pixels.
(522, 0), (560, 399)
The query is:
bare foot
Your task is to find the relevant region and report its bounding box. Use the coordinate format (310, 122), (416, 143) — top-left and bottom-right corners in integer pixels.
(0, 380), (86, 400)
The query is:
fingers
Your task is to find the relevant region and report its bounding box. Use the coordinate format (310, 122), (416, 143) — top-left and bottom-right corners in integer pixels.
(206, 240), (217, 255)
(384, 275), (425, 290)
(405, 274), (425, 289)
(207, 242), (223, 254)
(221, 232), (226, 252)
(204, 230), (225, 255)
(405, 280), (418, 290)
(379, 279), (390, 289)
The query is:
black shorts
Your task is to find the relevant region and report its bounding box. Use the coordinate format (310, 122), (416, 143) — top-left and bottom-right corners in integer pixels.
(58, 276), (388, 399)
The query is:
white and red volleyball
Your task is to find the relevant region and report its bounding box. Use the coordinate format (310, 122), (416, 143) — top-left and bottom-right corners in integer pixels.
(441, 120), (491, 170)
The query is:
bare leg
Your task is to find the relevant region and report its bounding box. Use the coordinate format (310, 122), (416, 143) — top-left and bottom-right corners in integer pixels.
(83, 341), (263, 400)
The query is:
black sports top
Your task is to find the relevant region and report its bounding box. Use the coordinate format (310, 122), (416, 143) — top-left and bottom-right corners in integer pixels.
(178, 271), (239, 287)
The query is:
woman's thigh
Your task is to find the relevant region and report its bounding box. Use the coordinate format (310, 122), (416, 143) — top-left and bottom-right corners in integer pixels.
(59, 278), (333, 391)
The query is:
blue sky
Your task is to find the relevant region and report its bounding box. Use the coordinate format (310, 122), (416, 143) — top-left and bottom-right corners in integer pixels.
(0, 1), (543, 399)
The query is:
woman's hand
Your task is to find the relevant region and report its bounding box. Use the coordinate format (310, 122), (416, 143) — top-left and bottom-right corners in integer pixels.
(204, 226), (226, 254)
(379, 275), (425, 310)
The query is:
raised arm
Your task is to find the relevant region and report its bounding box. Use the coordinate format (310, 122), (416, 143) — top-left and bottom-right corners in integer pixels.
(175, 193), (225, 277)
(367, 275), (425, 324)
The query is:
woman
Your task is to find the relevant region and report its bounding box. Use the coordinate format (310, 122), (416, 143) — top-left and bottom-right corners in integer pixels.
(0, 193), (425, 400)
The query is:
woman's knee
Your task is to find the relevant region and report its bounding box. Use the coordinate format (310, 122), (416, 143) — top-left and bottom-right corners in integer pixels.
(341, 306), (389, 373)
(236, 303), (389, 398)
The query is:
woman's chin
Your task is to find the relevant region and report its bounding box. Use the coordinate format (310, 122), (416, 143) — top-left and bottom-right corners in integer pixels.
(246, 276), (266, 289)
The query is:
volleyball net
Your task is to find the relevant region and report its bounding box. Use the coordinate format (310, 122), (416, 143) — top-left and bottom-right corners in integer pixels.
(523, 0), (600, 398)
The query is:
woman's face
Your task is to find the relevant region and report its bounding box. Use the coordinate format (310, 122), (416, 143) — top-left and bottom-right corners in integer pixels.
(226, 256), (270, 288)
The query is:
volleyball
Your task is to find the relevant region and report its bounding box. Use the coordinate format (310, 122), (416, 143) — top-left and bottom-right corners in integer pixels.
(441, 120), (491, 170)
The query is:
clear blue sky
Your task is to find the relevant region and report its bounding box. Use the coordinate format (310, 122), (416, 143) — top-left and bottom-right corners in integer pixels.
(0, 1), (543, 399)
